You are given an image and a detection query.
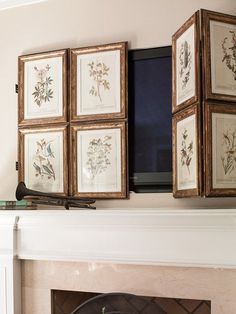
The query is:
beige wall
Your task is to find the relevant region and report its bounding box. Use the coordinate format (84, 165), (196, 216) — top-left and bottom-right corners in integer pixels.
(0, 0), (236, 207)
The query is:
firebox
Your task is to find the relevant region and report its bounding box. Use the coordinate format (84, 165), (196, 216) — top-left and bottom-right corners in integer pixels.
(51, 290), (211, 314)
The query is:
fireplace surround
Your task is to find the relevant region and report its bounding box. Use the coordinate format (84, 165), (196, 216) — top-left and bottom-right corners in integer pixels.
(0, 208), (236, 314)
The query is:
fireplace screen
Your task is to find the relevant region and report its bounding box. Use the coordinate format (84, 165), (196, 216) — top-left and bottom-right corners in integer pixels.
(52, 290), (211, 314)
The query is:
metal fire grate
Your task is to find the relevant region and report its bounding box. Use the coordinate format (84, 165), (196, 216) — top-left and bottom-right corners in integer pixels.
(71, 293), (167, 314)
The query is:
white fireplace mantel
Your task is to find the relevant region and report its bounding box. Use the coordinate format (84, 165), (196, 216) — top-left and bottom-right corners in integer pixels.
(0, 208), (236, 314)
(0, 208), (236, 267)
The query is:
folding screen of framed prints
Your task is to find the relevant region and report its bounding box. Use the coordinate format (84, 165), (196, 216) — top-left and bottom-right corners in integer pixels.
(172, 9), (236, 198)
(70, 42), (128, 198)
(18, 42), (128, 199)
(18, 49), (69, 195)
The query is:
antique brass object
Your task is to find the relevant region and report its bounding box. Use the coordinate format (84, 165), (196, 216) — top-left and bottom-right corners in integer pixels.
(16, 182), (96, 210)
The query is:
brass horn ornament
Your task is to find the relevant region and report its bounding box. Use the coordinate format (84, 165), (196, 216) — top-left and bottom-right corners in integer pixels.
(16, 182), (96, 210)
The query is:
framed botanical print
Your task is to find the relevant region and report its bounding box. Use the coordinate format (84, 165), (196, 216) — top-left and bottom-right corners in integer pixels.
(202, 10), (236, 102)
(205, 103), (236, 196)
(173, 105), (201, 197)
(18, 49), (68, 126)
(70, 121), (127, 198)
(172, 12), (200, 113)
(18, 125), (68, 195)
(70, 42), (128, 121)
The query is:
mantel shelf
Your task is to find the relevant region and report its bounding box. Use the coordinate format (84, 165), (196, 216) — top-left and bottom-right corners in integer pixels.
(0, 208), (235, 268)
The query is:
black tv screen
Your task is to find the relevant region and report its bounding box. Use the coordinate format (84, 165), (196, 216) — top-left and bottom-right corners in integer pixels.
(128, 46), (172, 192)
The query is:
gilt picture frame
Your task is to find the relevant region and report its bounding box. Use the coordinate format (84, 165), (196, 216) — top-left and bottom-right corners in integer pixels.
(18, 125), (68, 195)
(172, 12), (200, 113)
(70, 121), (127, 198)
(205, 103), (236, 196)
(70, 42), (128, 122)
(202, 10), (236, 102)
(18, 49), (68, 126)
(173, 104), (201, 197)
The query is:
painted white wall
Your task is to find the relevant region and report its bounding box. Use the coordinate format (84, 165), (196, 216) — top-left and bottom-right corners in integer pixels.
(0, 0), (235, 207)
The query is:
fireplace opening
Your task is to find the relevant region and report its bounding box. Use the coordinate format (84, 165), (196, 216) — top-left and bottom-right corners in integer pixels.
(51, 290), (211, 314)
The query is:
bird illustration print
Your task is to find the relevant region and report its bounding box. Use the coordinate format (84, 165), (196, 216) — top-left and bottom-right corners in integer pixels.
(33, 139), (56, 180)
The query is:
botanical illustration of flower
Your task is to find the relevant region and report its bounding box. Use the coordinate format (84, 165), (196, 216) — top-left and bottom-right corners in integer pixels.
(179, 40), (192, 89)
(88, 60), (110, 102)
(221, 127), (236, 175)
(222, 30), (236, 80)
(33, 139), (55, 181)
(86, 135), (112, 180)
(32, 64), (53, 107)
(180, 128), (193, 175)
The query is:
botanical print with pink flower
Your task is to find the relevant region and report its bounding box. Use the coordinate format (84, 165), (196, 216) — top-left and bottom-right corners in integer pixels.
(32, 64), (53, 107)
(24, 56), (63, 119)
(77, 50), (120, 115)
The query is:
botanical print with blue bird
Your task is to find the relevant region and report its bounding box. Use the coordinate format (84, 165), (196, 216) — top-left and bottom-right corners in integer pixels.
(33, 139), (56, 181)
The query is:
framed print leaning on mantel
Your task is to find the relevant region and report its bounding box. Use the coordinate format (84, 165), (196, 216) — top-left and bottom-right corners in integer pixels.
(18, 125), (68, 195)
(202, 10), (236, 102)
(173, 104), (201, 197)
(205, 103), (236, 197)
(70, 121), (127, 198)
(172, 12), (200, 113)
(18, 49), (68, 126)
(70, 42), (128, 122)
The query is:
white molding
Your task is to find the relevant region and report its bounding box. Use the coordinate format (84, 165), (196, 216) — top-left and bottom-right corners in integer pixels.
(0, 216), (21, 314)
(0, 267), (7, 314)
(0, 209), (235, 268)
(0, 0), (47, 10)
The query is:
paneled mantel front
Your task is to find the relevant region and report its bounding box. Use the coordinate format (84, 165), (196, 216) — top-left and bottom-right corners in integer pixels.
(0, 208), (236, 314)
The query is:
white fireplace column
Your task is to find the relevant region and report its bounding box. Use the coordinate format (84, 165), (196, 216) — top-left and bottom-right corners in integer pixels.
(0, 216), (21, 314)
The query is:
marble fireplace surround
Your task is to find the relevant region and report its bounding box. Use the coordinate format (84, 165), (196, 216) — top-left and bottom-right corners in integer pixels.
(0, 208), (236, 314)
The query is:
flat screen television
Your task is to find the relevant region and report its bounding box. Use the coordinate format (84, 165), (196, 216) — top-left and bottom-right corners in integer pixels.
(128, 46), (172, 192)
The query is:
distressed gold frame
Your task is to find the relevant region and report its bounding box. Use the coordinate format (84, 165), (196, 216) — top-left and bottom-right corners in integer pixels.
(172, 12), (200, 113)
(70, 121), (128, 198)
(70, 42), (128, 122)
(202, 10), (236, 102)
(173, 104), (201, 197)
(18, 49), (68, 126)
(18, 124), (68, 195)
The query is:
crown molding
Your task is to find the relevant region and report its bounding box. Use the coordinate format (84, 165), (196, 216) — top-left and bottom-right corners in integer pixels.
(0, 0), (47, 10)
